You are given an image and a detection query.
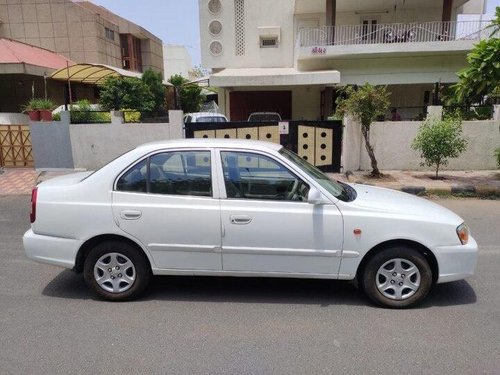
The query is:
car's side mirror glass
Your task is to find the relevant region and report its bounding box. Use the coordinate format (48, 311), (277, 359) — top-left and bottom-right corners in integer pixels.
(307, 187), (325, 205)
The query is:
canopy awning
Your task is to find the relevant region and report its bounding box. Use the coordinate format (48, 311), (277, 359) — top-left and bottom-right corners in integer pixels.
(0, 38), (74, 76)
(50, 63), (172, 86)
(210, 68), (340, 87)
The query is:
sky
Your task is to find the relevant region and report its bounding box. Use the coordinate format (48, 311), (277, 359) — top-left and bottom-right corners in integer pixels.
(90, 0), (202, 66)
(90, 0), (500, 69)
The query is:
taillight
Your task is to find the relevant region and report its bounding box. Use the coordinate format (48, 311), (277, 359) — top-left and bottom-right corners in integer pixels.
(30, 187), (38, 223)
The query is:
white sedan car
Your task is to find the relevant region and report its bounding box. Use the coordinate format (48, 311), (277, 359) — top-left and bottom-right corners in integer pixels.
(23, 139), (478, 308)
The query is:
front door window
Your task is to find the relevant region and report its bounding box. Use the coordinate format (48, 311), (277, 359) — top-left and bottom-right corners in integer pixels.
(220, 151), (309, 201)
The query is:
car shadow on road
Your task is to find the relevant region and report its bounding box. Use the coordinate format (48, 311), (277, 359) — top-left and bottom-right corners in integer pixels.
(422, 280), (477, 307)
(42, 270), (477, 308)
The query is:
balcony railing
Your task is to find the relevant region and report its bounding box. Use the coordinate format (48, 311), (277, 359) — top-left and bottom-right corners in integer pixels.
(299, 20), (491, 47)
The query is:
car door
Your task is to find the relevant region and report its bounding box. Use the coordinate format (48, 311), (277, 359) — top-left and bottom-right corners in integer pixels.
(217, 150), (343, 275)
(112, 149), (222, 270)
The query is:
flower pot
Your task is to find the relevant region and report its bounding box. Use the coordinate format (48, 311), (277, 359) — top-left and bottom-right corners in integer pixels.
(39, 110), (53, 122)
(27, 110), (40, 121)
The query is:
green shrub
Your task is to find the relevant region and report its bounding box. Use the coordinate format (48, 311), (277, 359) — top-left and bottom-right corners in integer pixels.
(495, 147), (500, 168)
(52, 112), (61, 121)
(412, 116), (468, 178)
(122, 109), (141, 123)
(70, 99), (110, 124)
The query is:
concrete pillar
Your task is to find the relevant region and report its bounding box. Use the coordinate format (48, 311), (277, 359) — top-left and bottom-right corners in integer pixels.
(493, 104), (500, 122)
(168, 110), (184, 139)
(426, 105), (443, 121)
(60, 111), (70, 124)
(110, 111), (123, 125)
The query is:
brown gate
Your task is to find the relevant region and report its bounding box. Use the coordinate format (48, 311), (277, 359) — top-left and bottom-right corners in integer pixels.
(0, 125), (34, 167)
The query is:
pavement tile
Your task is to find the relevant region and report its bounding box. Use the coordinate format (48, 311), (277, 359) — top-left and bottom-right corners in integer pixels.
(0, 168), (37, 195)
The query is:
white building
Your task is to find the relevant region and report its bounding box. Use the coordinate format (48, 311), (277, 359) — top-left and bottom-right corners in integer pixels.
(199, 0), (489, 121)
(163, 44), (194, 80)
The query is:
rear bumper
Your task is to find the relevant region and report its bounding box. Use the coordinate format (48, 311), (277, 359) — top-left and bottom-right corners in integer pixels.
(23, 229), (82, 269)
(435, 236), (478, 283)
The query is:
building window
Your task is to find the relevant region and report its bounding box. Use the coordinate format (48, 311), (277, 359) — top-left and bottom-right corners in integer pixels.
(234, 0), (245, 56)
(120, 34), (143, 72)
(105, 27), (115, 41)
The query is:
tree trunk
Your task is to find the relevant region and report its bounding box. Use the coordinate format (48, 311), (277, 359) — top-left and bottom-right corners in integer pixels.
(435, 161), (440, 179)
(361, 124), (380, 177)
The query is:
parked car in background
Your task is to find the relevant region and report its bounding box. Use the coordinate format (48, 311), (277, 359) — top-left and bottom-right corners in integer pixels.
(247, 112), (282, 122)
(52, 103), (101, 114)
(23, 139), (477, 308)
(184, 112), (228, 123)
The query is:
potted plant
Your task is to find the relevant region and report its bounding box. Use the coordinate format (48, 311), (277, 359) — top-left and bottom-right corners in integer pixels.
(22, 98), (55, 121)
(22, 98), (42, 121)
(37, 99), (55, 121)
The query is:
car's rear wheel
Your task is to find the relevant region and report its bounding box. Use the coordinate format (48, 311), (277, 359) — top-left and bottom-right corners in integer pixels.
(83, 241), (151, 301)
(361, 246), (432, 308)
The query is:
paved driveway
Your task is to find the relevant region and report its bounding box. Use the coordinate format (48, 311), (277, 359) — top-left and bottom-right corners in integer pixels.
(0, 196), (499, 374)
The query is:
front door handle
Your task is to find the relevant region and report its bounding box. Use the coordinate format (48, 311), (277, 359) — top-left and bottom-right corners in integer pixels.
(120, 210), (142, 220)
(230, 215), (252, 225)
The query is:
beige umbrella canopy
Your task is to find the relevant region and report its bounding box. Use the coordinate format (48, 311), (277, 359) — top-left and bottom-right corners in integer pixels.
(50, 63), (172, 85)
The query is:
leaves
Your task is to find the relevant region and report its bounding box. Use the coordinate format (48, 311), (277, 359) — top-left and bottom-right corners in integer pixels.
(335, 83), (391, 128)
(412, 117), (468, 178)
(167, 74), (205, 113)
(98, 69), (166, 113)
(450, 7), (500, 105)
(335, 83), (391, 176)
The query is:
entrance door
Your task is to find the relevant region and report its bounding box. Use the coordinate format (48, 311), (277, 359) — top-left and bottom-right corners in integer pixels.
(218, 150), (343, 275)
(112, 149), (222, 270)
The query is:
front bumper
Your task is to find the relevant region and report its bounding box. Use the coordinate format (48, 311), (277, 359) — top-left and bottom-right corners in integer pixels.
(435, 236), (478, 283)
(23, 229), (82, 269)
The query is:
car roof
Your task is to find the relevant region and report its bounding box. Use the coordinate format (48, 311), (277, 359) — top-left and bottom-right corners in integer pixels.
(249, 112), (279, 115)
(186, 112), (227, 117)
(138, 138), (283, 152)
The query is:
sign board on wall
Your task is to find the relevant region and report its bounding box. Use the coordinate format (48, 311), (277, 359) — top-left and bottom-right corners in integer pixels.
(279, 121), (289, 135)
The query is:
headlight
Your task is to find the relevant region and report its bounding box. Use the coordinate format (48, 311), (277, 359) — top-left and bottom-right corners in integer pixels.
(456, 223), (469, 245)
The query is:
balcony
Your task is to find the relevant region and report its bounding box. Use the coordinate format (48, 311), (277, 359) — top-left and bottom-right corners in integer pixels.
(297, 20), (490, 60)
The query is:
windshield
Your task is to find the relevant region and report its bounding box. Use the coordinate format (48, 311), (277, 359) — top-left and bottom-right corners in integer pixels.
(197, 116), (226, 122)
(279, 148), (356, 202)
(248, 114), (281, 122)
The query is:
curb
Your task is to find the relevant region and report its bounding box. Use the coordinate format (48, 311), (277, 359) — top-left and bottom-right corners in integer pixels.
(402, 185), (500, 198)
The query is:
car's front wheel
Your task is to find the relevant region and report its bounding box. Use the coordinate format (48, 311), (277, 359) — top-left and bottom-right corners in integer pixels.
(83, 241), (151, 301)
(361, 246), (432, 308)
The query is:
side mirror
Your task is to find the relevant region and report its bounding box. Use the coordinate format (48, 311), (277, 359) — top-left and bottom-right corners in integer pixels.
(307, 187), (325, 205)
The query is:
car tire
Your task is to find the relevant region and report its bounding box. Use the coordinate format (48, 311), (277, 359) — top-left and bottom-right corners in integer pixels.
(83, 241), (151, 301)
(361, 246), (432, 308)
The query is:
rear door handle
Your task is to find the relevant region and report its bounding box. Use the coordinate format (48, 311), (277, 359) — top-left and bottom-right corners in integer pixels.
(230, 215), (252, 225)
(120, 210), (142, 220)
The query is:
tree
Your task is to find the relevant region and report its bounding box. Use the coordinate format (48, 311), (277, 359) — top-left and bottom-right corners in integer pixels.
(99, 76), (155, 112)
(336, 83), (390, 177)
(412, 116), (468, 179)
(168, 74), (205, 113)
(141, 69), (166, 113)
(451, 7), (500, 104)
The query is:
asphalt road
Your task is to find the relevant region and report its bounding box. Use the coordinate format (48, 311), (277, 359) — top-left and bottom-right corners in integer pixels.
(0, 195), (499, 374)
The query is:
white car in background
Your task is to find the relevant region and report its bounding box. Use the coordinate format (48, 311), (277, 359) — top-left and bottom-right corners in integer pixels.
(247, 112), (282, 122)
(23, 139), (478, 308)
(183, 112), (228, 123)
